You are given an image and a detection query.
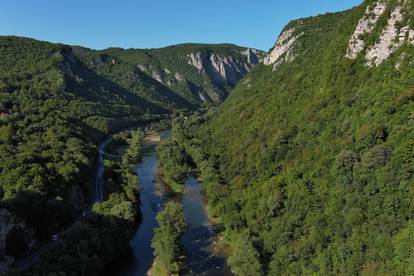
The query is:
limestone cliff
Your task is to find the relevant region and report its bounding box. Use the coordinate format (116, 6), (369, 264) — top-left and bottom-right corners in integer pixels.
(78, 44), (265, 107)
(346, 0), (414, 66)
(264, 27), (301, 69)
(187, 49), (261, 87)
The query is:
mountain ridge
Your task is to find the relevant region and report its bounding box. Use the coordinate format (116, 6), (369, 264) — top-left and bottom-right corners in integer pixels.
(0, 34), (262, 267)
(172, 0), (414, 274)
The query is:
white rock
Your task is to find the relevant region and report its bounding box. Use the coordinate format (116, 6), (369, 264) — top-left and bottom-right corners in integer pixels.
(187, 51), (253, 86)
(198, 92), (206, 102)
(188, 53), (204, 71)
(346, 0), (387, 59)
(409, 29), (414, 45)
(137, 64), (148, 72)
(174, 72), (185, 82)
(366, 5), (405, 66)
(264, 28), (298, 65)
(151, 71), (163, 83)
(242, 48), (260, 64)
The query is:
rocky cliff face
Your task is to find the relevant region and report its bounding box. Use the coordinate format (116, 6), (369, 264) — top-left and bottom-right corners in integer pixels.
(264, 27), (302, 69)
(187, 49), (261, 87)
(78, 44), (265, 108)
(184, 48), (263, 103)
(191, 1), (414, 274)
(264, 0), (414, 69)
(346, 0), (414, 66)
(346, 0), (388, 59)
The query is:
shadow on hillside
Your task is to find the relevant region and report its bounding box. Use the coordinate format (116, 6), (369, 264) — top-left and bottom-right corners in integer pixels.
(65, 54), (164, 111)
(65, 53), (196, 114)
(6, 207), (135, 276)
(138, 69), (197, 110)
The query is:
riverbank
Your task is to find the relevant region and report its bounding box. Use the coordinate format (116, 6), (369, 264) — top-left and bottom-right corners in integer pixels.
(179, 176), (232, 276)
(143, 132), (161, 142)
(104, 130), (169, 276)
(148, 173), (232, 276)
(149, 124), (233, 275)
(101, 128), (232, 276)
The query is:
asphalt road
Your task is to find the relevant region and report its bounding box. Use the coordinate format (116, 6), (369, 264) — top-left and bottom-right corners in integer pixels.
(7, 136), (115, 273)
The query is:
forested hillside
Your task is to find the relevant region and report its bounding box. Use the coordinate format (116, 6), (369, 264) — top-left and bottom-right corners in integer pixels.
(172, 0), (414, 274)
(0, 36), (258, 266)
(74, 43), (263, 107)
(0, 36), (162, 264)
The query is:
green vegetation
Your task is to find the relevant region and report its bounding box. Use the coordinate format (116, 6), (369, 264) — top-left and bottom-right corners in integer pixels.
(74, 43), (262, 109)
(157, 139), (191, 192)
(94, 137), (140, 217)
(28, 214), (134, 275)
(0, 34), (251, 269)
(126, 130), (145, 162)
(228, 233), (264, 276)
(0, 35), (161, 261)
(6, 0), (414, 274)
(24, 130), (142, 275)
(151, 201), (187, 275)
(168, 1), (414, 275)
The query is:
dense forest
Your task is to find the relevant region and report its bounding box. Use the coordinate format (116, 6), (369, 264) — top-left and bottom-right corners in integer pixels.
(151, 201), (187, 276)
(3, 0), (414, 274)
(25, 130), (143, 275)
(74, 43), (263, 108)
(0, 35), (257, 272)
(157, 139), (191, 193)
(165, 0), (414, 275)
(0, 36), (162, 266)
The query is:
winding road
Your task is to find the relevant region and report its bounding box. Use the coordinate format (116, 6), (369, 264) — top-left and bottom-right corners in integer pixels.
(95, 137), (113, 203)
(95, 137), (124, 202)
(8, 136), (119, 273)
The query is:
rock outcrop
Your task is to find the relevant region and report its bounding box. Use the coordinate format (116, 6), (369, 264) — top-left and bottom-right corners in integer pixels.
(346, 0), (414, 66)
(264, 28), (299, 66)
(137, 64), (149, 72)
(346, 0), (387, 59)
(187, 49), (261, 87)
(242, 48), (261, 64)
(151, 71), (164, 83)
(409, 29), (414, 44)
(366, 5), (405, 66)
(74, 43), (265, 107)
(174, 72), (185, 82)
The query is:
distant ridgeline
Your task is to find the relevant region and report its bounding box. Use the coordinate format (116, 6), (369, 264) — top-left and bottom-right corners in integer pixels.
(0, 35), (262, 270)
(74, 43), (264, 108)
(173, 0), (414, 275)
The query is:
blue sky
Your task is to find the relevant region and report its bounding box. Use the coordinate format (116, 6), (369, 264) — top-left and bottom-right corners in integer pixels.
(0, 0), (363, 51)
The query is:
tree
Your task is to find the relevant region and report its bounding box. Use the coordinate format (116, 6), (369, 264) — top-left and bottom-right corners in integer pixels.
(393, 221), (414, 275)
(228, 233), (263, 276)
(151, 202), (187, 274)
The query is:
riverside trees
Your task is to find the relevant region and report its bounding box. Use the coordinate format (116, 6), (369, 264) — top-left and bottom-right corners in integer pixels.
(151, 201), (187, 275)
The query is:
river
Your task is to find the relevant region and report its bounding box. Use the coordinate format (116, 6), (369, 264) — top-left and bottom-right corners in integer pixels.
(110, 131), (166, 276)
(105, 130), (232, 276)
(180, 176), (232, 276)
